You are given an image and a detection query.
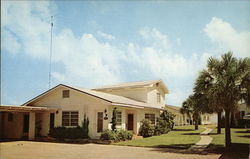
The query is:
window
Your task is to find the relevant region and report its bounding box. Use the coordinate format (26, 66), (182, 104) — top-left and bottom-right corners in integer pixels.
(157, 93), (161, 103)
(62, 90), (70, 98)
(145, 113), (155, 124)
(97, 112), (103, 133)
(8, 113), (13, 122)
(117, 111), (122, 126)
(62, 111), (78, 126)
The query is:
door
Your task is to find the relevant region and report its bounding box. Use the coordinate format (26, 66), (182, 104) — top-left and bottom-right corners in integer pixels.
(127, 114), (134, 131)
(97, 112), (103, 133)
(50, 113), (55, 129)
(23, 114), (29, 133)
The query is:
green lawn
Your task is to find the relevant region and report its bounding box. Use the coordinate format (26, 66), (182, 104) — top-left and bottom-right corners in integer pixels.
(209, 128), (250, 146)
(114, 125), (205, 149)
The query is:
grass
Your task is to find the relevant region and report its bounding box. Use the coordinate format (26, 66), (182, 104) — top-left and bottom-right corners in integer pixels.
(208, 127), (250, 150)
(114, 125), (205, 149)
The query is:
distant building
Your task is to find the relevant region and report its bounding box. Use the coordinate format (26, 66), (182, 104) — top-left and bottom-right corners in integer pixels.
(165, 105), (217, 126)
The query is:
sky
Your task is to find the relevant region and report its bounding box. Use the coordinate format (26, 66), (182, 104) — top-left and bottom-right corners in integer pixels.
(1, 1), (250, 106)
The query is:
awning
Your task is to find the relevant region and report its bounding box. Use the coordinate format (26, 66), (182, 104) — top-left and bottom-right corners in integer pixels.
(0, 105), (59, 113)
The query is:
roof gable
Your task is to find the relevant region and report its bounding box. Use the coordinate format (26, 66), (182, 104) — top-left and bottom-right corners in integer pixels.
(23, 84), (162, 109)
(93, 79), (169, 93)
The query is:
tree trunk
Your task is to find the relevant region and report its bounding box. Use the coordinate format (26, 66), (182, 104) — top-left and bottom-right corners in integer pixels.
(195, 121), (198, 130)
(217, 111), (222, 134)
(225, 109), (231, 150)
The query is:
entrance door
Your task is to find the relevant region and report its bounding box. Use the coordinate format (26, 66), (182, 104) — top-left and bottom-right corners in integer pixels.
(127, 114), (134, 131)
(23, 114), (29, 133)
(97, 112), (103, 133)
(50, 113), (55, 129)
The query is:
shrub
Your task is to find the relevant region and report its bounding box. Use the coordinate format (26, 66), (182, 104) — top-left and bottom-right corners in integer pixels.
(111, 107), (118, 131)
(139, 119), (155, 137)
(154, 119), (171, 135)
(49, 126), (87, 140)
(100, 129), (133, 142)
(117, 129), (133, 141)
(100, 129), (119, 141)
(159, 110), (175, 129)
(82, 114), (89, 138)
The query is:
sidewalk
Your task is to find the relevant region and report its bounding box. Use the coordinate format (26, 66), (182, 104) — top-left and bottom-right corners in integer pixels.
(190, 127), (213, 150)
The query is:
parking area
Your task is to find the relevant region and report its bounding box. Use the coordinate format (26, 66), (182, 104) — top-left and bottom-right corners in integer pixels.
(0, 141), (221, 159)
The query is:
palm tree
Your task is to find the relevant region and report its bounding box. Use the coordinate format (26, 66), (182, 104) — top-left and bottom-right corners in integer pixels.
(181, 94), (203, 130)
(194, 70), (223, 134)
(195, 52), (250, 149)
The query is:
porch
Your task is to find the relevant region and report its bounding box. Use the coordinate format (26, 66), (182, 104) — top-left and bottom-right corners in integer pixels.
(0, 105), (59, 140)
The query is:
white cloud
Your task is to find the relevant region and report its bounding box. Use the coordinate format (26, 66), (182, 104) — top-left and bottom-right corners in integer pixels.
(2, 2), (249, 106)
(97, 31), (115, 40)
(2, 30), (21, 54)
(204, 17), (250, 57)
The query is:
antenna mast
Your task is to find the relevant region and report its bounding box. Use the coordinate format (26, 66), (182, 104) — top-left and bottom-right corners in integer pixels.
(49, 16), (53, 88)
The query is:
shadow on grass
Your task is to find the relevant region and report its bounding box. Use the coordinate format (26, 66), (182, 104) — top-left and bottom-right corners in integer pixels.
(155, 144), (193, 149)
(239, 135), (250, 138)
(181, 133), (201, 135)
(235, 130), (250, 133)
(172, 129), (194, 131)
(208, 132), (219, 135)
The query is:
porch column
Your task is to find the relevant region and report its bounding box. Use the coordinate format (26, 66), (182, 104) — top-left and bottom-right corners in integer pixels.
(28, 112), (35, 140)
(41, 112), (50, 136)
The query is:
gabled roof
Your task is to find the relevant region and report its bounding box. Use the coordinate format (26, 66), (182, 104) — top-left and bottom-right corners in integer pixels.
(23, 84), (163, 110)
(165, 104), (181, 112)
(93, 79), (169, 93)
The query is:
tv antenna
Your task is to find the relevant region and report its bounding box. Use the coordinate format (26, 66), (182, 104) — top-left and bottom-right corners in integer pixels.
(48, 16), (53, 88)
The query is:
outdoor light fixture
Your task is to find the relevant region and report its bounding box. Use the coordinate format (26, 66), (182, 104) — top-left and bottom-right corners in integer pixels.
(104, 109), (108, 120)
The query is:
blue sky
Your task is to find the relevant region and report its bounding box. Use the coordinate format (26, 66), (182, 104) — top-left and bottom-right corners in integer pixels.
(1, 1), (250, 106)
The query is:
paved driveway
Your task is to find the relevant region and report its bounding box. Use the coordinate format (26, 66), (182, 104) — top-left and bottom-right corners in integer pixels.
(0, 141), (220, 159)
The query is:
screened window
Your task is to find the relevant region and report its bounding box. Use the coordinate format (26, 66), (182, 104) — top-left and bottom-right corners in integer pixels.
(117, 111), (122, 126)
(62, 111), (78, 126)
(145, 113), (155, 124)
(62, 90), (70, 98)
(157, 93), (161, 103)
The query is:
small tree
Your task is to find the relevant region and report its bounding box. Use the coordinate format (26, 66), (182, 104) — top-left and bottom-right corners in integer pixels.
(111, 107), (118, 131)
(159, 110), (175, 129)
(82, 114), (89, 138)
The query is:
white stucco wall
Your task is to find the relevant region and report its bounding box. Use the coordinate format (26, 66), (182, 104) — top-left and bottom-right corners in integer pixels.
(147, 86), (165, 108)
(28, 86), (161, 139)
(30, 86), (110, 138)
(1, 112), (24, 139)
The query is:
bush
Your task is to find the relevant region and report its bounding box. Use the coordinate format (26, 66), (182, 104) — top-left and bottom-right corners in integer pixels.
(100, 129), (119, 141)
(139, 119), (155, 137)
(159, 110), (175, 129)
(154, 119), (171, 135)
(49, 126), (87, 140)
(100, 129), (133, 142)
(117, 129), (133, 141)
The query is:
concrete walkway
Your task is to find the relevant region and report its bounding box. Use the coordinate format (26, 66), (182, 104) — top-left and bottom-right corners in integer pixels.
(190, 127), (213, 150)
